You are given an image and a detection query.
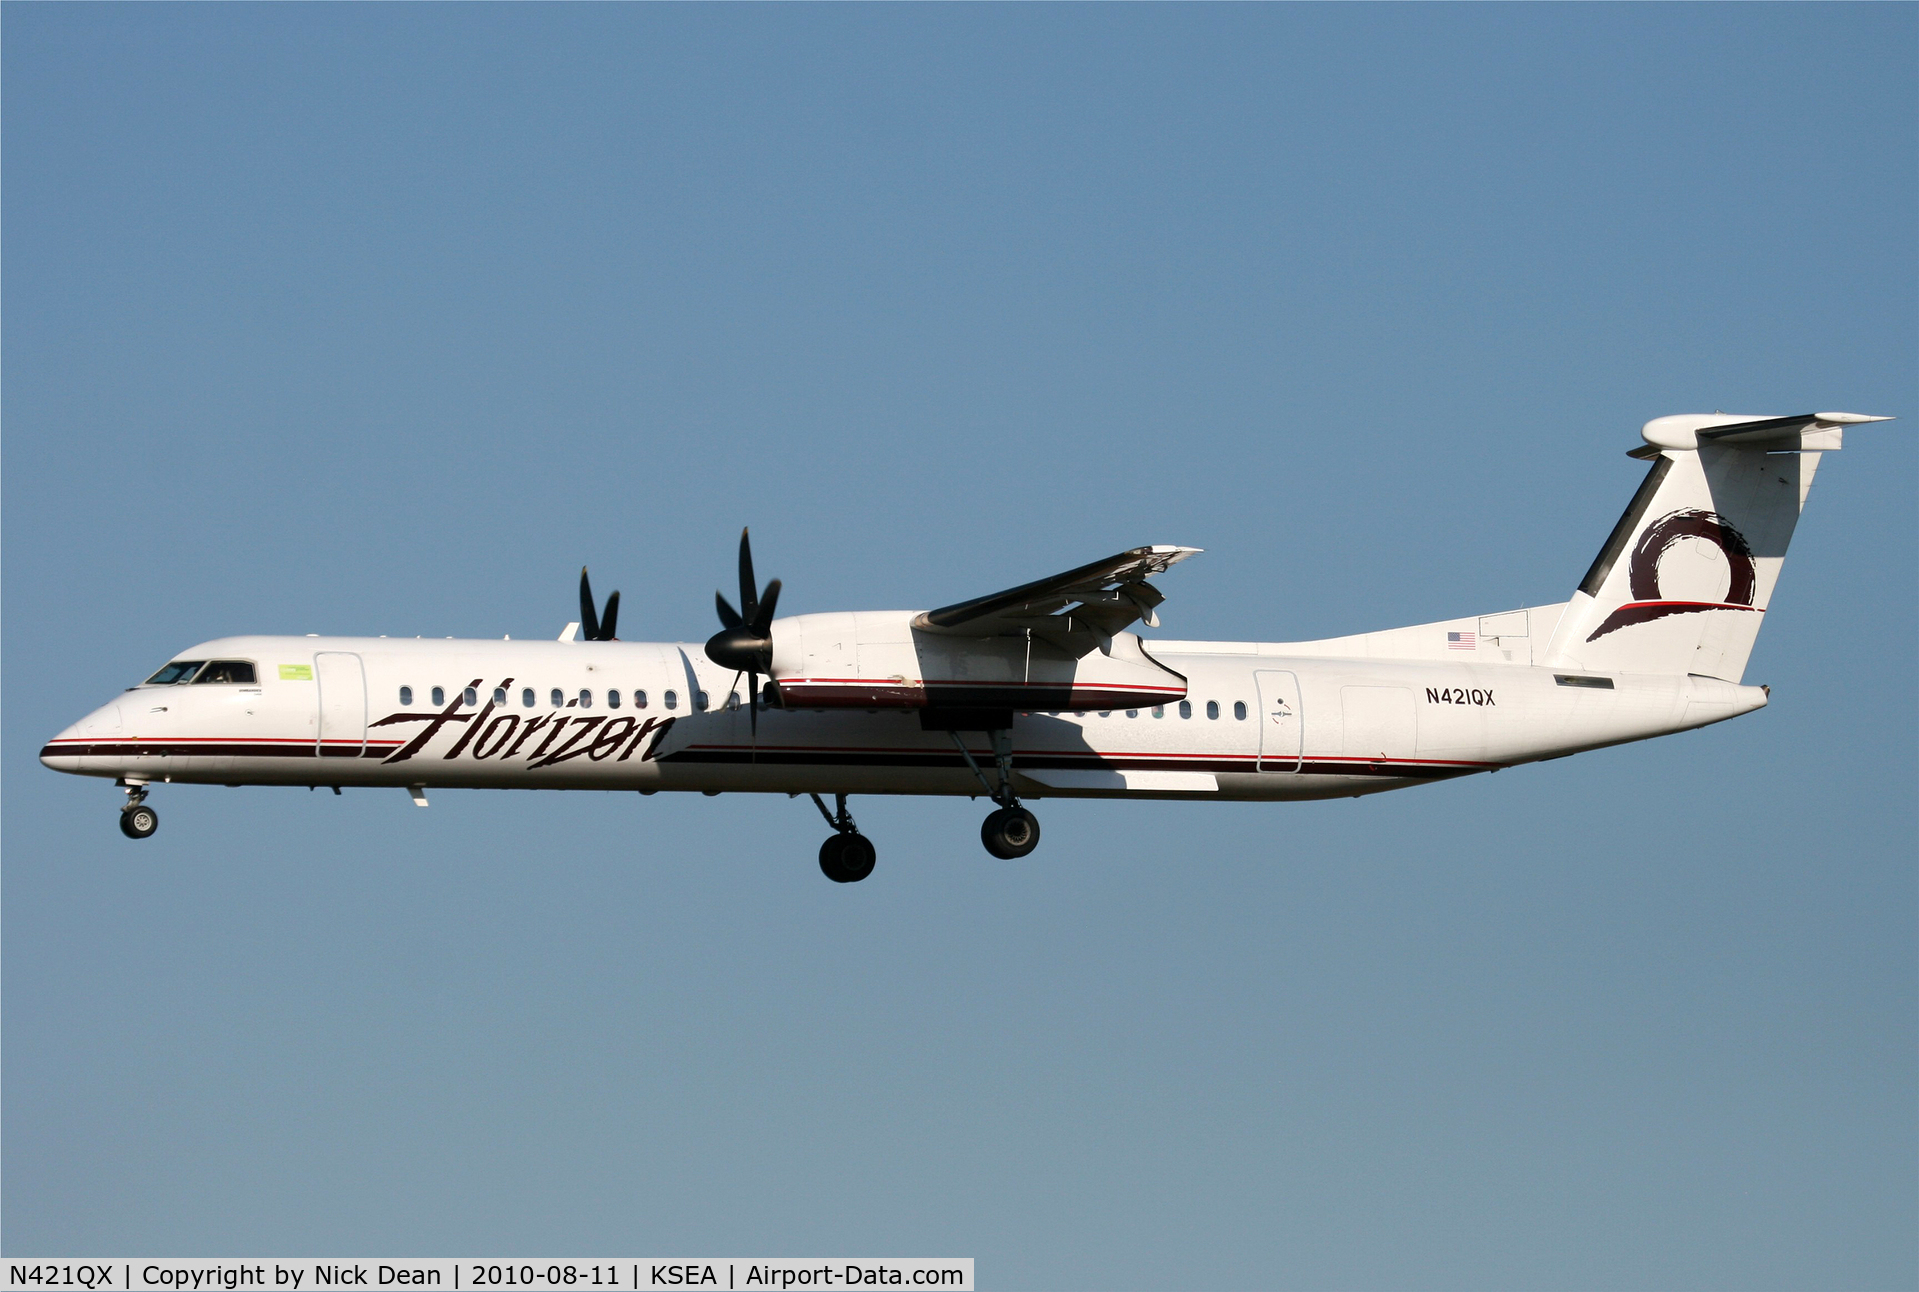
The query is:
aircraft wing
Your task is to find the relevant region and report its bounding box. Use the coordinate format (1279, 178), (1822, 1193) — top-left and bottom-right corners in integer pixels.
(912, 545), (1200, 650)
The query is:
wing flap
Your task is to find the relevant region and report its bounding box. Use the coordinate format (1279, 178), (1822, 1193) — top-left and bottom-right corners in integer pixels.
(913, 545), (1200, 640)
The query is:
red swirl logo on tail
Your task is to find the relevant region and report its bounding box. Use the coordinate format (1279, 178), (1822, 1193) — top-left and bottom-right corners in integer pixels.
(1586, 508), (1760, 642)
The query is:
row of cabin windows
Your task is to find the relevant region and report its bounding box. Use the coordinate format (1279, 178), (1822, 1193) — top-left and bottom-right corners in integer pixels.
(135, 659), (1250, 721)
(393, 688), (1248, 722)
(142, 659), (1249, 718)
(397, 686), (737, 712)
(1064, 701), (1247, 720)
(141, 663), (1249, 723)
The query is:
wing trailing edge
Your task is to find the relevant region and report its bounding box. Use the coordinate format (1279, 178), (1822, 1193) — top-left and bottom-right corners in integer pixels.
(914, 545), (1200, 652)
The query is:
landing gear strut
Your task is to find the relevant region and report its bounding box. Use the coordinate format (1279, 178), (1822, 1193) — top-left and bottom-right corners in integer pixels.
(119, 782), (158, 840)
(949, 729), (1042, 859)
(811, 793), (876, 883)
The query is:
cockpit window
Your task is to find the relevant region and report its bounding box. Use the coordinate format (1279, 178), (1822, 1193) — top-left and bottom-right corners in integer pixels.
(145, 661), (206, 685)
(192, 660), (258, 685)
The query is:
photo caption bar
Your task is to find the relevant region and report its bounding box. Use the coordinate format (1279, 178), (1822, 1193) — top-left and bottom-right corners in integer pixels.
(3, 1262), (973, 1292)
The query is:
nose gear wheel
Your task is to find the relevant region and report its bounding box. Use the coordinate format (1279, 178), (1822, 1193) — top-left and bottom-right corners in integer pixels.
(120, 803), (158, 839)
(117, 781), (157, 839)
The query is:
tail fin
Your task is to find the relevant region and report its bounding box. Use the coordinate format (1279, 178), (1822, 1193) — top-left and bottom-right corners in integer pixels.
(1542, 412), (1891, 681)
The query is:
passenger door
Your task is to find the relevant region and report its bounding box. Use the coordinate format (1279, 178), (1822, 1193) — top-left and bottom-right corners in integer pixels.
(315, 652), (367, 759)
(1255, 669), (1302, 772)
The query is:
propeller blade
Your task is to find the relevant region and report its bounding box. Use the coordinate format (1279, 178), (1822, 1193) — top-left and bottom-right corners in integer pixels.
(598, 589), (620, 641)
(579, 568), (601, 642)
(706, 528), (781, 687)
(748, 668), (759, 738)
(753, 579), (782, 634)
(738, 529), (758, 624)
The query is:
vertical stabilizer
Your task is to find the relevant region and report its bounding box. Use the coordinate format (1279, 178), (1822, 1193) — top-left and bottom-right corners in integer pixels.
(1542, 412), (1888, 681)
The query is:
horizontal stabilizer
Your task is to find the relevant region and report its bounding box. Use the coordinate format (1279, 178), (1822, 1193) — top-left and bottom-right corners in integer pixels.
(1642, 411), (1893, 453)
(1700, 411), (1892, 445)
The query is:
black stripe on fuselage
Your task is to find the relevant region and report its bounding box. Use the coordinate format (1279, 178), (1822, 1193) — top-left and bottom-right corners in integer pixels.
(40, 741), (401, 760)
(663, 747), (1488, 780)
(43, 741), (1492, 781)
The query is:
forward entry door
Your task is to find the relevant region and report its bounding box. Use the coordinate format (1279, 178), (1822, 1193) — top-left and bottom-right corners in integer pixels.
(1254, 669), (1303, 772)
(315, 652), (367, 759)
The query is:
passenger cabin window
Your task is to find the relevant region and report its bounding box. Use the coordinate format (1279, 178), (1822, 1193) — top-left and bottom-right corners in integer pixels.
(1206, 700), (1219, 720)
(1179, 700), (1192, 719)
(399, 686), (414, 706)
(633, 690), (648, 709)
(696, 691), (710, 711)
(432, 687), (446, 706)
(1152, 706), (1164, 718)
(550, 688), (564, 708)
(493, 688), (507, 706)
(664, 690), (679, 711)
(521, 688), (535, 708)
(146, 661), (206, 685)
(1234, 701), (1248, 720)
(1125, 709), (1138, 718)
(463, 687), (478, 707)
(578, 689), (593, 709)
(608, 689), (622, 709)
(193, 660), (256, 685)
(727, 692), (741, 711)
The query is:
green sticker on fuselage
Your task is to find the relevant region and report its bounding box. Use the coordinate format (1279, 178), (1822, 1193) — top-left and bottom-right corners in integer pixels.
(279, 664), (314, 680)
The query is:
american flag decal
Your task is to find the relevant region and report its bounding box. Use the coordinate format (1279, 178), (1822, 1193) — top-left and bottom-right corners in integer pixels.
(1447, 631), (1476, 650)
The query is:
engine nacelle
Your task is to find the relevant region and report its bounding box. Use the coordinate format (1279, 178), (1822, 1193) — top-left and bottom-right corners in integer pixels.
(767, 611), (1187, 712)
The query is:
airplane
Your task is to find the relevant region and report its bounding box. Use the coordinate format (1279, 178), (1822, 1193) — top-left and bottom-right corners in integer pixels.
(41, 410), (1893, 883)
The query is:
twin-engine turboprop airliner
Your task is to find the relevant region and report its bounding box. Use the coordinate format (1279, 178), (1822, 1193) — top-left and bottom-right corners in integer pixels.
(43, 410), (1892, 882)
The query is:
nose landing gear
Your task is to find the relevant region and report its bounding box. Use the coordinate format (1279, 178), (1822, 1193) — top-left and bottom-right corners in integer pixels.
(118, 782), (158, 839)
(810, 792), (876, 883)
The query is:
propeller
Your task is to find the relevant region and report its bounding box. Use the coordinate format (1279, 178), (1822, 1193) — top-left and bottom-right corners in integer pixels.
(704, 528), (782, 734)
(578, 567), (620, 642)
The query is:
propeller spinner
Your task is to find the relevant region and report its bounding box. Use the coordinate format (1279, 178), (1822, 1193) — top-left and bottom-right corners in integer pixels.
(705, 528), (781, 731)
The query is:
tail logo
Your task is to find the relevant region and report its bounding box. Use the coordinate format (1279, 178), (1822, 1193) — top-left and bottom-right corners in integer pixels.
(1586, 508), (1760, 642)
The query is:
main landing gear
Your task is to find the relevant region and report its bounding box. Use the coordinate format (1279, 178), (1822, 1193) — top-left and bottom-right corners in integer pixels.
(118, 782), (158, 839)
(981, 805), (1041, 859)
(949, 729), (1042, 860)
(811, 792), (876, 883)
(805, 717), (1045, 882)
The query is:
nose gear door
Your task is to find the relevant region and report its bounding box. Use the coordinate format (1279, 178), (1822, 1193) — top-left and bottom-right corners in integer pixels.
(315, 652), (367, 759)
(1255, 669), (1302, 772)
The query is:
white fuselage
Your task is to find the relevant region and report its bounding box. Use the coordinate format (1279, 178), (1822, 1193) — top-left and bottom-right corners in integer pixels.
(40, 626), (1768, 803)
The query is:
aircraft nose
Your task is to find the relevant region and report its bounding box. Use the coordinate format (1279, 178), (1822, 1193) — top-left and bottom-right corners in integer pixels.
(40, 700), (124, 773)
(41, 722), (86, 772)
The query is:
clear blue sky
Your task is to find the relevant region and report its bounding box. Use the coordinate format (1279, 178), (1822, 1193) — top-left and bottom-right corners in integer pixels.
(5, 6), (1914, 1287)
